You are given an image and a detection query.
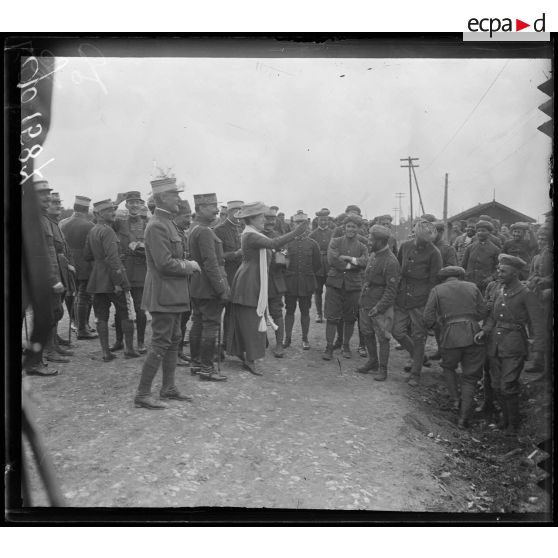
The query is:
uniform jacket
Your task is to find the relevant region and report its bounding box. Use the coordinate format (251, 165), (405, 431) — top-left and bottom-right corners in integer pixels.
(483, 279), (544, 356)
(114, 215), (148, 287)
(40, 213), (62, 285)
(395, 239), (443, 309)
(309, 227), (333, 277)
(188, 220), (228, 299)
(360, 245), (400, 313)
(47, 215), (75, 292)
(388, 235), (398, 256)
(141, 208), (195, 313)
(84, 223), (129, 293)
(326, 236), (369, 291)
(60, 212), (94, 281)
(529, 246), (552, 290)
(454, 233), (475, 266)
(502, 237), (538, 265)
(433, 238), (458, 267)
(264, 230), (287, 297)
(424, 278), (487, 349)
(285, 235), (321, 297)
(214, 218), (243, 285)
(461, 239), (500, 289)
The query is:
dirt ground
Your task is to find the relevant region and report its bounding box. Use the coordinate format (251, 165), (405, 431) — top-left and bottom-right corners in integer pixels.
(21, 307), (552, 516)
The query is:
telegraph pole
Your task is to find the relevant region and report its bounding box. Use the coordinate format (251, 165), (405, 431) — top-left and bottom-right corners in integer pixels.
(443, 173), (449, 241)
(395, 192), (405, 240)
(392, 206), (399, 236)
(400, 157), (419, 224)
(410, 164), (426, 216)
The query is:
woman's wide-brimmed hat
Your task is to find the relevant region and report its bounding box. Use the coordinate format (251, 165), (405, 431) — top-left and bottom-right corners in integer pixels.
(237, 201), (269, 219)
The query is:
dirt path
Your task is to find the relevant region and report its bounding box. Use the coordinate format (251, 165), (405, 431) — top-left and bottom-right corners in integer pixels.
(22, 309), (486, 511)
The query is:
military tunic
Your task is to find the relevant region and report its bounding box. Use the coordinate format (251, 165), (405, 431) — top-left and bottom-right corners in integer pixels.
(461, 239), (500, 292)
(114, 215), (148, 288)
(60, 212), (94, 281)
(214, 218), (243, 287)
(502, 238), (538, 266)
(433, 238), (457, 267)
(285, 236), (321, 297)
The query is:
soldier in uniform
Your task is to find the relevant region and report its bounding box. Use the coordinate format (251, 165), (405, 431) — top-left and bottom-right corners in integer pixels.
(461, 220), (500, 294)
(309, 208), (333, 323)
(476, 214), (503, 249)
(275, 211), (291, 235)
(113, 191), (149, 354)
(46, 192), (77, 356)
(502, 222), (539, 275)
(453, 218), (476, 266)
(475, 254), (544, 436)
(263, 207), (288, 357)
(214, 200), (244, 356)
(174, 199), (194, 365)
(188, 193), (230, 381)
(283, 211), (321, 350)
(134, 178), (200, 410)
(84, 199), (140, 362)
(375, 214), (398, 255)
(357, 225), (400, 381)
(392, 219), (443, 386)
(323, 214), (369, 360)
(60, 195), (98, 340)
(424, 266), (487, 429)
(24, 181), (66, 376)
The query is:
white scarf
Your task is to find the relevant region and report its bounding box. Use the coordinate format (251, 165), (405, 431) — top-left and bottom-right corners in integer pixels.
(242, 224), (277, 332)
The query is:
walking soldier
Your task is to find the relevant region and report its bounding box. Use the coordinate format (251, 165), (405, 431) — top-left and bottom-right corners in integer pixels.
(134, 178), (200, 409)
(424, 266), (487, 428)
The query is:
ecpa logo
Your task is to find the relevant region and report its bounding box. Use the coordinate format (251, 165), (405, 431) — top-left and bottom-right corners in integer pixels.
(467, 12), (546, 37)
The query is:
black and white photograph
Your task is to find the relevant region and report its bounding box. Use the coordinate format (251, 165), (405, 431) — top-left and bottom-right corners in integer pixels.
(6, 34), (553, 523)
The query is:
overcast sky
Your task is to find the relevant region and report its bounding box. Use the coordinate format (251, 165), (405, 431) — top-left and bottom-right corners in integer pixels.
(36, 55), (552, 222)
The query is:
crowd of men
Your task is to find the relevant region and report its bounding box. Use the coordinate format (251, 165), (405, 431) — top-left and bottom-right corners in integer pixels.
(24, 178), (552, 437)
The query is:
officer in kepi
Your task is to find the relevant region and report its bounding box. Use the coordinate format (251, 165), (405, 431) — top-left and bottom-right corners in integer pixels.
(134, 176), (201, 410)
(474, 254), (544, 437)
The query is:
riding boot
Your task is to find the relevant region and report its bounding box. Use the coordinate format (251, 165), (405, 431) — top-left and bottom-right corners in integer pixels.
(356, 335), (378, 373)
(342, 322), (354, 358)
(284, 313), (295, 347)
(122, 319), (140, 358)
(323, 320), (337, 360)
(136, 309), (147, 353)
(76, 300), (98, 339)
(45, 327), (70, 363)
(199, 336), (227, 381)
(410, 338), (426, 378)
(301, 312), (310, 343)
(458, 380), (476, 429)
(97, 320), (116, 362)
(274, 315), (285, 357)
(375, 339), (390, 381)
(333, 320), (344, 350)
(54, 329), (74, 356)
(134, 351), (168, 409)
(109, 319), (124, 351)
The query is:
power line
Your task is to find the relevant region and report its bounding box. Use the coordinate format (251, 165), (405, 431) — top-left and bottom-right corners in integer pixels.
(424, 60), (510, 171)
(400, 157), (419, 223)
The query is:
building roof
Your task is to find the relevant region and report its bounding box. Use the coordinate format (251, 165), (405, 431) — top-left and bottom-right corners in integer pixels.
(448, 200), (536, 224)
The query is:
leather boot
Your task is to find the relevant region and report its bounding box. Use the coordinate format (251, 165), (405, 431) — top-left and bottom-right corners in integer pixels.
(342, 322), (354, 358)
(122, 319), (140, 358)
(109, 319), (124, 352)
(315, 292), (323, 323)
(356, 335), (379, 373)
(97, 320), (116, 362)
(199, 337), (227, 381)
(323, 321), (337, 360)
(496, 392), (509, 430)
(76, 302), (98, 339)
(374, 339), (390, 381)
(408, 337), (426, 384)
(159, 348), (192, 401)
(54, 332), (74, 356)
(135, 350), (168, 409)
(443, 366), (460, 411)
(45, 327), (70, 363)
(136, 309), (147, 354)
(273, 315), (285, 357)
(301, 312), (310, 346)
(283, 313), (294, 348)
(505, 395), (520, 437)
(457, 381), (476, 429)
(333, 320), (344, 350)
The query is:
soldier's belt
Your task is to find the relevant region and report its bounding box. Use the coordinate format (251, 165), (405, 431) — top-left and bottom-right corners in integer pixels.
(495, 321), (525, 331)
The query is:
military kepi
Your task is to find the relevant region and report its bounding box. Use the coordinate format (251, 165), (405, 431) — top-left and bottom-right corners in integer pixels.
(74, 195), (91, 208)
(93, 199), (115, 212)
(438, 265), (466, 279)
(498, 254), (527, 271)
(151, 176), (183, 195)
(33, 180), (52, 192)
(193, 193), (218, 206)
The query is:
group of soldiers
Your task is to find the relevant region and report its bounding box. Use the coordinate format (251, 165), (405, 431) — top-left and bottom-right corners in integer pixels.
(24, 178), (552, 435)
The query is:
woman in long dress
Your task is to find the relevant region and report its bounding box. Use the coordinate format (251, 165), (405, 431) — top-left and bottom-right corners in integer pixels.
(228, 202), (307, 376)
